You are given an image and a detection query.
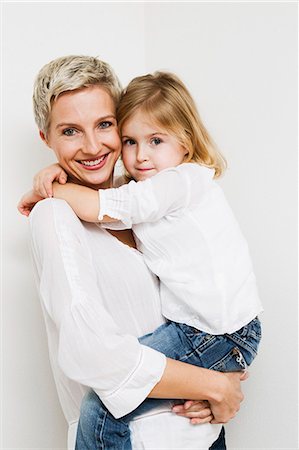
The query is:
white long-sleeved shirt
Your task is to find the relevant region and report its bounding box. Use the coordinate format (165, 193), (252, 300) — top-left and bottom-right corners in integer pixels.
(99, 163), (263, 335)
(30, 198), (221, 449)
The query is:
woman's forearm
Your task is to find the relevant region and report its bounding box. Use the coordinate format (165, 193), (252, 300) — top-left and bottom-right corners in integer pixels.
(149, 357), (244, 423)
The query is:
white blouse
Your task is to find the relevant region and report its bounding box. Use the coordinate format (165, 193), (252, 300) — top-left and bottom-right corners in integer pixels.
(99, 163), (263, 335)
(29, 198), (221, 449)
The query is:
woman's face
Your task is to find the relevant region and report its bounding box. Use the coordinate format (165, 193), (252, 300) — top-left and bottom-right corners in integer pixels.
(41, 85), (121, 189)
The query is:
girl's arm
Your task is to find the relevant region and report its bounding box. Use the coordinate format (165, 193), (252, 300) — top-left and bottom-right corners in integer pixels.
(18, 182), (105, 220)
(52, 182), (106, 222)
(54, 165), (199, 225)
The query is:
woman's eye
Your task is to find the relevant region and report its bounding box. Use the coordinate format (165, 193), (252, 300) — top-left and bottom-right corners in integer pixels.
(151, 137), (162, 145)
(63, 128), (77, 136)
(99, 121), (112, 129)
(123, 138), (136, 146)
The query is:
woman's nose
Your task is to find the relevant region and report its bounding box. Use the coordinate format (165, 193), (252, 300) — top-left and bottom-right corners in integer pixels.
(83, 133), (101, 155)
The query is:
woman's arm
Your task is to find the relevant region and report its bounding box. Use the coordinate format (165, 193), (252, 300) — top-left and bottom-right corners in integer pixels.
(29, 198), (166, 419)
(151, 358), (246, 424)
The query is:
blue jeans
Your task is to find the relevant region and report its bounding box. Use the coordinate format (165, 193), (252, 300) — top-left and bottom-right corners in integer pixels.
(76, 317), (261, 450)
(76, 390), (226, 449)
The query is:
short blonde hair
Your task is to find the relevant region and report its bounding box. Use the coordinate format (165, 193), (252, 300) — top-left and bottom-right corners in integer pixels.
(117, 72), (226, 177)
(33, 55), (122, 134)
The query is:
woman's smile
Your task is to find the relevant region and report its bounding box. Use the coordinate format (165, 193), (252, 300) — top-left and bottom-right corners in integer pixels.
(76, 153), (110, 170)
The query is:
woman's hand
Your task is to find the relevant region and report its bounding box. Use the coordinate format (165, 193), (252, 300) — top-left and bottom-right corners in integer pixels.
(209, 370), (248, 424)
(33, 163), (68, 198)
(150, 359), (247, 424)
(172, 400), (213, 424)
(17, 190), (44, 216)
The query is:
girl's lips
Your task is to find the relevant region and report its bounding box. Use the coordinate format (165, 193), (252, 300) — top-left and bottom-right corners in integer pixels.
(77, 154), (109, 171)
(136, 168), (155, 171)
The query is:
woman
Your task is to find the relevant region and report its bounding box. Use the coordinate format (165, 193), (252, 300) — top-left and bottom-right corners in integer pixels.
(19, 55), (244, 449)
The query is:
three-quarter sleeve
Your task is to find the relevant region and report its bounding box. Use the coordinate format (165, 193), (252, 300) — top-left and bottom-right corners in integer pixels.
(29, 198), (166, 418)
(98, 164), (214, 227)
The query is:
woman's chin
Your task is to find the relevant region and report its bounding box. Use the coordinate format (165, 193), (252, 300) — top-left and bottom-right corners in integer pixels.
(80, 170), (114, 189)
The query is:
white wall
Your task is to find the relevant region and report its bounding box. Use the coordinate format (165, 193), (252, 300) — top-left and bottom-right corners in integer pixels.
(2, 2), (298, 449)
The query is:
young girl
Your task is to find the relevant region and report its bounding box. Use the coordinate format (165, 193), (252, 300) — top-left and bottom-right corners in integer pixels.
(20, 72), (262, 449)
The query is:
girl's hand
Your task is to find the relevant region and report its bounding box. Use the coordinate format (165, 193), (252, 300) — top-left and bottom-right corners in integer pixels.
(172, 400), (213, 424)
(17, 190), (44, 216)
(33, 163), (68, 198)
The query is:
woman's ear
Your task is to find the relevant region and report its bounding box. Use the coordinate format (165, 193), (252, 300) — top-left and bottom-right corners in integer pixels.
(39, 130), (49, 146)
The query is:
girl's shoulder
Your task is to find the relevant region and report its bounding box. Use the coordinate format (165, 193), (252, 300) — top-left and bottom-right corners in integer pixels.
(179, 162), (215, 179)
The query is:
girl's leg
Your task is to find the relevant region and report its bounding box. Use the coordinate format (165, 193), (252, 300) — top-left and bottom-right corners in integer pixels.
(76, 390), (131, 450)
(76, 321), (224, 450)
(75, 322), (186, 450)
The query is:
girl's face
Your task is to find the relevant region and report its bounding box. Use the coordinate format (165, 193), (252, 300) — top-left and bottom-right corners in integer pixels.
(121, 109), (188, 181)
(41, 85), (121, 189)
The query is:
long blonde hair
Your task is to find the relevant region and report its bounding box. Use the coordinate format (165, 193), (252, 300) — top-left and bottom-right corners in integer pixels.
(117, 71), (226, 177)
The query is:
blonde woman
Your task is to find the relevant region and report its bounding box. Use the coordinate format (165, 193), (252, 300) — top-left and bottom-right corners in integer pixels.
(19, 56), (246, 450)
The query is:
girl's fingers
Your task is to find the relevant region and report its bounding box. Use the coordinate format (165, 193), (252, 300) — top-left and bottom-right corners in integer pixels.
(58, 172), (68, 184)
(44, 182), (53, 198)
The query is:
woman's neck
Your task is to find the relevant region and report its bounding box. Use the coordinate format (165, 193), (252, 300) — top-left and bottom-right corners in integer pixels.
(68, 172), (136, 247)
(68, 174), (114, 191)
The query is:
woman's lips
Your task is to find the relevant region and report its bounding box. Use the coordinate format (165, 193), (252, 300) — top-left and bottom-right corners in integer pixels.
(77, 154), (109, 170)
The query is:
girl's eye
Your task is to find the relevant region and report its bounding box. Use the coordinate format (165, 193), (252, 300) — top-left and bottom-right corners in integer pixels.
(99, 121), (112, 129)
(63, 128), (77, 136)
(123, 138), (136, 146)
(151, 137), (162, 145)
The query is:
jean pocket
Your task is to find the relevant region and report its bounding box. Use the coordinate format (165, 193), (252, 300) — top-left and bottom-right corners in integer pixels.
(177, 323), (217, 352)
(226, 318), (262, 363)
(236, 317), (262, 339)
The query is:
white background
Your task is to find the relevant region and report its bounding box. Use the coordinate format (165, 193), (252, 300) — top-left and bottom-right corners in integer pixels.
(2, 2), (298, 449)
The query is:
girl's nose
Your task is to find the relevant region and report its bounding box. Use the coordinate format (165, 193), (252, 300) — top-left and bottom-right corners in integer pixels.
(136, 144), (149, 162)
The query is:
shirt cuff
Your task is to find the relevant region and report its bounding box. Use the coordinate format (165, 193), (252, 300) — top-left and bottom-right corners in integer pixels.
(98, 186), (132, 228)
(96, 345), (167, 419)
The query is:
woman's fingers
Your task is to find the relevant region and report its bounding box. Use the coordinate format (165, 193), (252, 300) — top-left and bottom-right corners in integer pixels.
(172, 400), (209, 413)
(190, 415), (214, 425)
(174, 400), (213, 423)
(175, 407), (212, 419)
